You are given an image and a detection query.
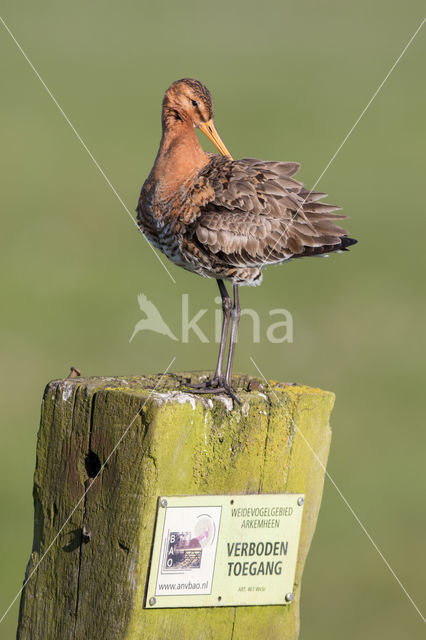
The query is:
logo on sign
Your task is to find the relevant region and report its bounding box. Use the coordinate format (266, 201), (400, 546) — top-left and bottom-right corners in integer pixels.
(161, 515), (215, 574)
(164, 532), (202, 571)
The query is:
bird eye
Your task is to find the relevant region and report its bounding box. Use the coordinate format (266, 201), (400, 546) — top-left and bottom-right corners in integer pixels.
(191, 99), (198, 108)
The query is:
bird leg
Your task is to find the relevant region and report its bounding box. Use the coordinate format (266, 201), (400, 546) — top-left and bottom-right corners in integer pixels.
(224, 284), (240, 389)
(187, 281), (241, 405)
(187, 279), (231, 389)
(213, 279), (232, 384)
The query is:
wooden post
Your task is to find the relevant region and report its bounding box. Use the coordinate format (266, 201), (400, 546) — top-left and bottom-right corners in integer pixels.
(16, 372), (333, 640)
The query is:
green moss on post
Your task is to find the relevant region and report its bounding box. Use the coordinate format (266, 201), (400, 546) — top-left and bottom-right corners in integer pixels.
(17, 372), (334, 640)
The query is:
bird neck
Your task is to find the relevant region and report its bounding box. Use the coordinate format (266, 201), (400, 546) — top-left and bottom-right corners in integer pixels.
(152, 121), (209, 195)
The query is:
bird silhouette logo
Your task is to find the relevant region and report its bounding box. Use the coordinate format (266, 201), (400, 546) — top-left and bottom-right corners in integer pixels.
(129, 294), (178, 342)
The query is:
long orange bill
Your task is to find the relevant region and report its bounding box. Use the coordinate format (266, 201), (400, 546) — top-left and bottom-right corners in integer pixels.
(199, 119), (233, 159)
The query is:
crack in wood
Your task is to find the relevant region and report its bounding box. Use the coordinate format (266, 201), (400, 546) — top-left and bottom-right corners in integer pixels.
(73, 385), (96, 637)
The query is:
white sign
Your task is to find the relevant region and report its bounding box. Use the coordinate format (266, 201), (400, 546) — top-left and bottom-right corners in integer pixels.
(146, 494), (304, 608)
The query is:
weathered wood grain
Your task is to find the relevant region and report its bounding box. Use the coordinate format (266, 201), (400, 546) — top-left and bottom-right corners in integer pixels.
(17, 372), (333, 640)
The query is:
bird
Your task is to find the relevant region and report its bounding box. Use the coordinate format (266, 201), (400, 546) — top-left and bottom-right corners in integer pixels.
(136, 78), (357, 403)
(129, 293), (178, 342)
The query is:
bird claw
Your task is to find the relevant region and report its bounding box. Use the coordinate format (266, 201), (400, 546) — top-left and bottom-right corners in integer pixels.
(186, 377), (223, 390)
(185, 378), (241, 405)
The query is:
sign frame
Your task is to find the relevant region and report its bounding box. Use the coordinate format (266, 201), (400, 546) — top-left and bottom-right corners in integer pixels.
(145, 493), (304, 609)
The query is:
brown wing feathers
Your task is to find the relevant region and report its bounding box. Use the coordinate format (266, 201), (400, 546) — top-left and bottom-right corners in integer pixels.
(191, 156), (355, 267)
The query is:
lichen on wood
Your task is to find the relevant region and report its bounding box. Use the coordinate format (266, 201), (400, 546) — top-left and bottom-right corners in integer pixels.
(17, 372), (334, 640)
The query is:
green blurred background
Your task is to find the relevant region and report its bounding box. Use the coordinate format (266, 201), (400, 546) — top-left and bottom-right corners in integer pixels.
(1, 1), (425, 637)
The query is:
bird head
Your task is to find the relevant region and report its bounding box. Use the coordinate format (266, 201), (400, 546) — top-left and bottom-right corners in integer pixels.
(162, 78), (232, 158)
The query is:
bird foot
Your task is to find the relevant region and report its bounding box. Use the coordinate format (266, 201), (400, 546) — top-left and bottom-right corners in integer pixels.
(186, 378), (241, 405)
(186, 376), (223, 390)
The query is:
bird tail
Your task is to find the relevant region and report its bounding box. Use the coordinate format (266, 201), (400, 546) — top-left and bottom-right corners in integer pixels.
(297, 235), (358, 258)
(340, 236), (357, 250)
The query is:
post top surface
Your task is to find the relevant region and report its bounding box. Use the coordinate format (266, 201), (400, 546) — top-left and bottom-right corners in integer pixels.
(46, 371), (334, 407)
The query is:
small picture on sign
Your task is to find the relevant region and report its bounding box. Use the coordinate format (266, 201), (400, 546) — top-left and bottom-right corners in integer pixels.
(164, 532), (202, 571)
(163, 515), (215, 572)
(156, 506), (222, 596)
